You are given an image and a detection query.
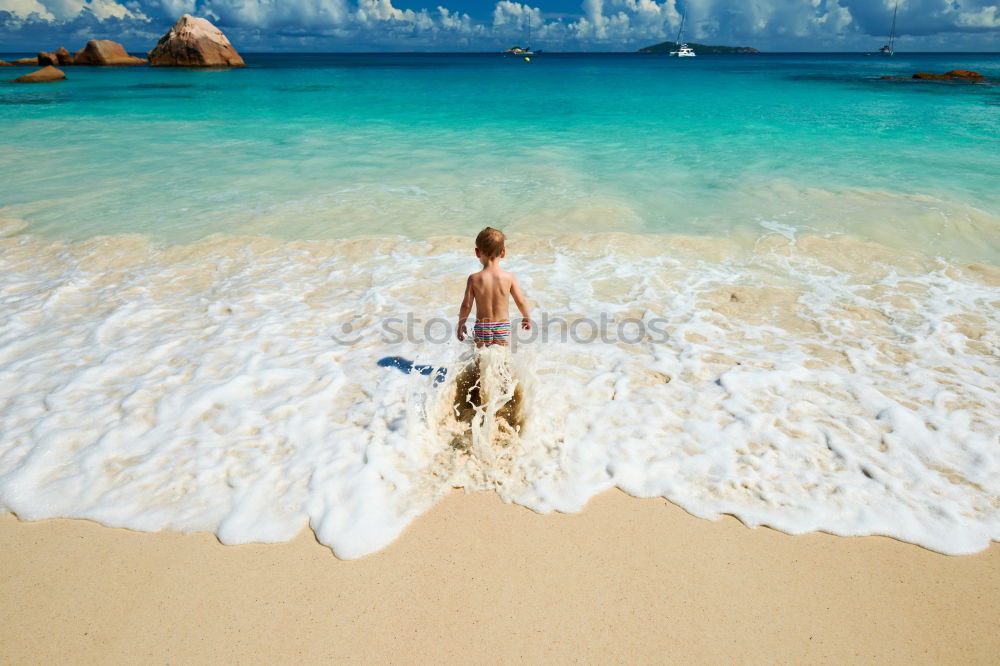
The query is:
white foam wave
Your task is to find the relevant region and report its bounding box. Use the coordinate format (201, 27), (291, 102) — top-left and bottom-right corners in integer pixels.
(0, 231), (998, 557)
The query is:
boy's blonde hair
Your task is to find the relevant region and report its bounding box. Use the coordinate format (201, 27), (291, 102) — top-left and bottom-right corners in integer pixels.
(476, 227), (506, 258)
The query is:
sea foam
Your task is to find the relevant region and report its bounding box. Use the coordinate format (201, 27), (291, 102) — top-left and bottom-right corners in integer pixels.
(0, 231), (998, 557)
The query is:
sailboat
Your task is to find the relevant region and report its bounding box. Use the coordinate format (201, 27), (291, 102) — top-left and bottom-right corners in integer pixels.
(877, 0), (899, 56)
(503, 16), (535, 56)
(669, 13), (695, 57)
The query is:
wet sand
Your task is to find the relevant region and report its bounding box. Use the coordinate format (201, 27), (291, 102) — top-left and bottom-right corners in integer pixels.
(2, 490), (998, 664)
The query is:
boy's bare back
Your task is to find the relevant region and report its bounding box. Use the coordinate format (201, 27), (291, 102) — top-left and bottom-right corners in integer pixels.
(465, 268), (522, 322)
(457, 227), (531, 345)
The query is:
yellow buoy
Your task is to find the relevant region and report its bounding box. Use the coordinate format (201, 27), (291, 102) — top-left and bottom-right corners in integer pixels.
(524, 57), (530, 62)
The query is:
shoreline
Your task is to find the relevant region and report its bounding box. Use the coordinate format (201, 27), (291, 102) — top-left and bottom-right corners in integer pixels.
(2, 490), (998, 663)
(1, 224), (998, 559)
(4, 196), (1000, 266)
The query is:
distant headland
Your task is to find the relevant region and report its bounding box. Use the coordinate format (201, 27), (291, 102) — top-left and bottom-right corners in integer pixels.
(637, 41), (760, 54)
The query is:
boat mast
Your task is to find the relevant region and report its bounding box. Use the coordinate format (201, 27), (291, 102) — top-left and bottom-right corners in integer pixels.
(674, 12), (685, 46)
(527, 14), (531, 50)
(888, 0), (899, 54)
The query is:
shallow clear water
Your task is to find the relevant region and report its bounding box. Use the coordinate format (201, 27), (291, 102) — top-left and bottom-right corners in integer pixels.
(2, 53), (999, 257)
(1, 54), (998, 558)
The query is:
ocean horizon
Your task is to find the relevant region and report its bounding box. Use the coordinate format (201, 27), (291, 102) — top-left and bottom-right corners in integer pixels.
(5, 50), (1000, 54)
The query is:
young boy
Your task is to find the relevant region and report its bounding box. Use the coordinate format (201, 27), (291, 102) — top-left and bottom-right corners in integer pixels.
(457, 227), (531, 346)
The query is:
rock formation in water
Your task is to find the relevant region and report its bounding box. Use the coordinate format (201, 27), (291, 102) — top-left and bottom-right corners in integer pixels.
(14, 66), (66, 83)
(0, 60), (11, 67)
(912, 70), (983, 80)
(10, 57), (39, 66)
(37, 51), (59, 66)
(74, 40), (147, 66)
(944, 69), (983, 79)
(148, 15), (245, 67)
(56, 47), (74, 66)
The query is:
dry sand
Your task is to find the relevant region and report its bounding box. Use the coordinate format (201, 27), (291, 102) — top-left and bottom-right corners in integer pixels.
(1, 490), (998, 664)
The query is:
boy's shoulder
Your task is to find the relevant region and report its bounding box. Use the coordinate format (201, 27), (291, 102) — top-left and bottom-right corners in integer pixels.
(468, 267), (514, 278)
(468, 267), (516, 284)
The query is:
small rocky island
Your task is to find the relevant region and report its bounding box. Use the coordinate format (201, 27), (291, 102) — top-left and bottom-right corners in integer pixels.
(880, 69), (985, 82)
(638, 41), (759, 54)
(14, 66), (66, 83)
(74, 40), (148, 65)
(149, 15), (245, 67)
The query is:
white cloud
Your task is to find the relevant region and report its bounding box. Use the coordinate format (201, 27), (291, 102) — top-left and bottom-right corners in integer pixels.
(158, 0), (196, 19)
(956, 5), (1000, 28)
(88, 0), (146, 19)
(492, 1), (541, 28)
(356, 0), (405, 21)
(564, 0), (681, 44)
(581, 0), (607, 38)
(199, 0), (349, 29)
(4, 0), (55, 20)
(37, 0), (147, 20)
(438, 5), (475, 31)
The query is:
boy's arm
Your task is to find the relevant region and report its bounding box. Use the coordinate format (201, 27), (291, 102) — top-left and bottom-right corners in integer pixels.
(510, 275), (532, 330)
(457, 276), (474, 341)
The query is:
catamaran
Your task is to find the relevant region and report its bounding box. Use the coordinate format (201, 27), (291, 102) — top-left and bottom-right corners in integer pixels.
(503, 17), (535, 56)
(877, 0), (899, 55)
(669, 13), (695, 57)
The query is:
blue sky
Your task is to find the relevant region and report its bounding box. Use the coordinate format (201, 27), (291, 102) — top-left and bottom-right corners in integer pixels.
(1, 0), (998, 52)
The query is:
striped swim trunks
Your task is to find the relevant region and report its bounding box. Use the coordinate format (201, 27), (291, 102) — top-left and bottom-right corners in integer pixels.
(473, 320), (511, 346)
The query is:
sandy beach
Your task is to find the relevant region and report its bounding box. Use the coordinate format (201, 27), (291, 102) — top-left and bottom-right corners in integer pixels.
(2, 491), (997, 664)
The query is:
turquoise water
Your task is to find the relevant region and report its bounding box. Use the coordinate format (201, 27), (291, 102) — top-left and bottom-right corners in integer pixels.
(2, 53), (999, 257)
